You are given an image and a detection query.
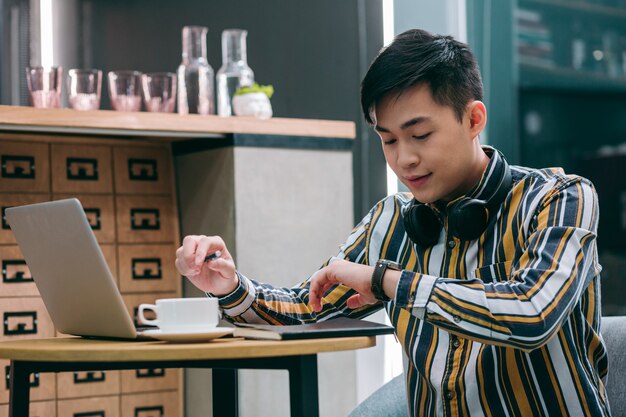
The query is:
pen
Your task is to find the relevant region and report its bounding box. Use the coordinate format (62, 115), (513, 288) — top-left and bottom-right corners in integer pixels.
(204, 250), (222, 262)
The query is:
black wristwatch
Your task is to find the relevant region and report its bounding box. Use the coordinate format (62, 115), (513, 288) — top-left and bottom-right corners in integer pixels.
(371, 259), (401, 302)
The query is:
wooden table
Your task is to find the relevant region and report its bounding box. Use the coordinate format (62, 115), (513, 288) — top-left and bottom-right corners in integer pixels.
(0, 335), (376, 417)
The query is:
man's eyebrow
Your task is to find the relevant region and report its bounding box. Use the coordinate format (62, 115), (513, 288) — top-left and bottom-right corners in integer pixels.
(375, 116), (431, 133)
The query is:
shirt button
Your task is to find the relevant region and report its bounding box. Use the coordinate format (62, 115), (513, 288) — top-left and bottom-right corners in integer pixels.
(409, 295), (415, 303)
(453, 338), (460, 348)
(453, 315), (461, 323)
(446, 391), (454, 400)
(447, 240), (456, 248)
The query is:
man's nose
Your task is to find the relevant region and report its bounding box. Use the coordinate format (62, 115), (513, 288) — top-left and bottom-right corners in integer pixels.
(397, 141), (420, 168)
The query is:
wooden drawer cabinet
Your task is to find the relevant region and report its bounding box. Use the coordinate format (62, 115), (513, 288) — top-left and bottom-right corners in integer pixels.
(0, 194), (51, 244)
(114, 147), (172, 195)
(118, 245), (178, 293)
(51, 144), (113, 194)
(0, 141), (49, 193)
(57, 370), (120, 399)
(1, 135), (181, 413)
(0, 298), (54, 340)
(121, 391), (180, 417)
(0, 245), (37, 297)
(1, 359), (56, 404)
(0, 400), (55, 417)
(53, 195), (116, 244)
(58, 395), (120, 417)
(116, 196), (176, 243)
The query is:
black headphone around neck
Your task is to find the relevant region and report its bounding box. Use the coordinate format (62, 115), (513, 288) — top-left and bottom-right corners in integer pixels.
(402, 155), (512, 247)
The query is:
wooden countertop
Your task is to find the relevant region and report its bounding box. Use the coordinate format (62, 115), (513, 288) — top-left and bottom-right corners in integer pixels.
(0, 105), (356, 139)
(0, 336), (375, 362)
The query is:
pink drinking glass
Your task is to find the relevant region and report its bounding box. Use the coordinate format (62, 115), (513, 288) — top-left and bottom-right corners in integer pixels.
(141, 73), (177, 113)
(67, 69), (102, 111)
(26, 66), (62, 108)
(108, 70), (143, 111)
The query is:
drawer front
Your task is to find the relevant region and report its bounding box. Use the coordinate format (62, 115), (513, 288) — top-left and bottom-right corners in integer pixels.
(1, 359), (56, 404)
(0, 298), (54, 340)
(116, 196), (175, 243)
(0, 194), (51, 244)
(57, 370), (120, 399)
(0, 399), (56, 417)
(0, 246), (38, 297)
(122, 292), (177, 329)
(53, 195), (115, 243)
(51, 144), (113, 194)
(118, 245), (177, 293)
(121, 391), (180, 417)
(57, 395), (120, 417)
(114, 147), (172, 195)
(0, 141), (49, 192)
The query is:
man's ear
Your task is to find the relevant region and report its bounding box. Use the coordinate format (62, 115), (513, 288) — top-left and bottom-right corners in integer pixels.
(467, 100), (487, 138)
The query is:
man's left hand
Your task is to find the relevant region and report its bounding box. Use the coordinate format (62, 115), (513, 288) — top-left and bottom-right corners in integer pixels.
(309, 260), (377, 312)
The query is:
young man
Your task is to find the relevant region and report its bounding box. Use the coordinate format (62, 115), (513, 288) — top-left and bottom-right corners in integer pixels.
(175, 29), (610, 416)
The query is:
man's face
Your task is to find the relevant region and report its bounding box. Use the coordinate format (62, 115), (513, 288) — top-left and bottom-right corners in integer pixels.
(373, 83), (485, 204)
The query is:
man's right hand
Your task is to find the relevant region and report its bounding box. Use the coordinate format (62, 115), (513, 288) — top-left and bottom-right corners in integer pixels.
(175, 235), (239, 296)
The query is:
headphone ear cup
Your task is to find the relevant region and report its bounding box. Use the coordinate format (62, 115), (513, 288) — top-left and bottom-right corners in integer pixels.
(448, 199), (488, 241)
(403, 203), (442, 247)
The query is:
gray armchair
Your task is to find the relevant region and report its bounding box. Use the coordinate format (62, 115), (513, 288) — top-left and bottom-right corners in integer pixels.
(349, 316), (626, 417)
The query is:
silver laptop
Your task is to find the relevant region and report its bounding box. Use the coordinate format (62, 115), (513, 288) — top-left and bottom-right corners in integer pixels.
(6, 198), (150, 339)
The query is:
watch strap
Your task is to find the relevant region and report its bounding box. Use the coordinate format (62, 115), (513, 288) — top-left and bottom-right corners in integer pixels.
(371, 261), (391, 302)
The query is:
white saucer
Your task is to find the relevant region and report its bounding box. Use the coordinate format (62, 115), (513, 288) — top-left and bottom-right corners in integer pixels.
(142, 327), (234, 343)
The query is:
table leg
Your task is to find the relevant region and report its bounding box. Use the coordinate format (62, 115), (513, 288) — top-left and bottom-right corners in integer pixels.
(213, 368), (239, 417)
(8, 361), (31, 417)
(288, 355), (319, 417)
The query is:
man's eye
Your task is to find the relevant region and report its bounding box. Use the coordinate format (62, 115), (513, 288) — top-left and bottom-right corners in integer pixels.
(383, 139), (397, 145)
(413, 133), (431, 140)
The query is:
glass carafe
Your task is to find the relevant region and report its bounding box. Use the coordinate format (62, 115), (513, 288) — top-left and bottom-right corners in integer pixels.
(177, 26), (215, 115)
(216, 29), (254, 116)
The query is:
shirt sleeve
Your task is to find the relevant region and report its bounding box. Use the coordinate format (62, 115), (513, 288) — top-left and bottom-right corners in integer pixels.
(395, 177), (601, 351)
(214, 200), (385, 325)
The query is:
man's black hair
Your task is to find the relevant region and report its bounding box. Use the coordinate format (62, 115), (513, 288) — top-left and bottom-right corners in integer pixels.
(361, 29), (483, 124)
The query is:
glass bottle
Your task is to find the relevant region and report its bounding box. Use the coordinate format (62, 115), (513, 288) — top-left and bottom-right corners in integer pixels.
(177, 26), (215, 115)
(216, 29), (255, 116)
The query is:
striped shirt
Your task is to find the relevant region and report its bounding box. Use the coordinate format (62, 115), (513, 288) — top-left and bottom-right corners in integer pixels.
(217, 147), (610, 417)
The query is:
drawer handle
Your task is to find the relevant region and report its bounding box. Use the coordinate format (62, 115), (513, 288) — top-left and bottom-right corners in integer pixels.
(74, 412), (105, 417)
(136, 368), (165, 378)
(5, 366), (40, 389)
(2, 207), (11, 230)
(135, 406), (164, 417)
(130, 208), (160, 230)
(1, 155), (35, 179)
(84, 208), (102, 230)
(3, 311), (38, 335)
(74, 371), (106, 384)
(132, 258), (162, 280)
(128, 158), (158, 181)
(2, 260), (33, 283)
(67, 157), (99, 181)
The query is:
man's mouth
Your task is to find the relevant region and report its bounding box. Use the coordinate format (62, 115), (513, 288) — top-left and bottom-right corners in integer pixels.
(404, 173), (432, 186)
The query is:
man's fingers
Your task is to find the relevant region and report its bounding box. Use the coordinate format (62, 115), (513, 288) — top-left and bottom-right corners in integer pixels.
(175, 257), (198, 277)
(182, 235), (200, 267)
(194, 236), (214, 266)
(347, 294), (368, 309)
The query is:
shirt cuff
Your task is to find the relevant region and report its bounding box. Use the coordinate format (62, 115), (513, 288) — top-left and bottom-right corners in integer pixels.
(207, 272), (256, 318)
(395, 270), (438, 319)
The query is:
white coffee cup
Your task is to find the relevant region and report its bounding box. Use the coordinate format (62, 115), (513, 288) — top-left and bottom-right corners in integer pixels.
(137, 297), (220, 333)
